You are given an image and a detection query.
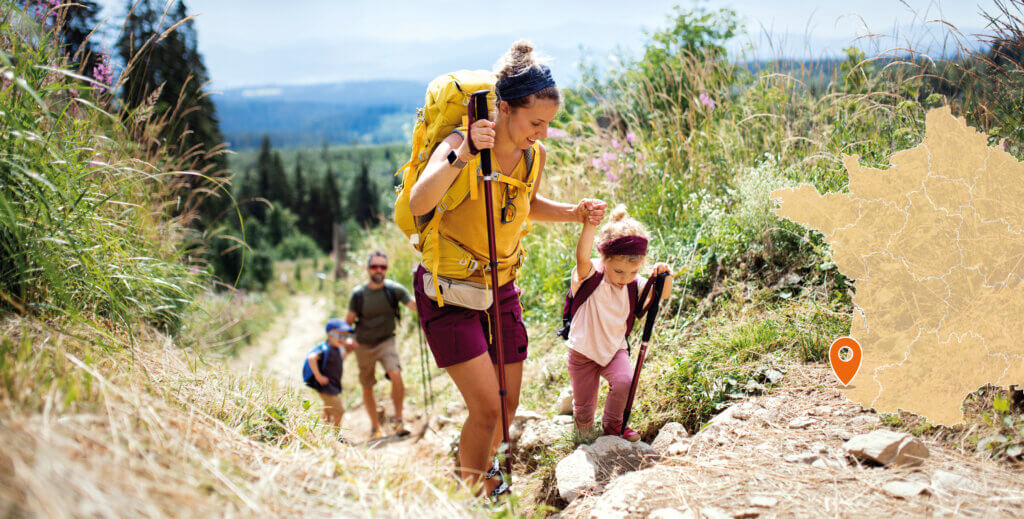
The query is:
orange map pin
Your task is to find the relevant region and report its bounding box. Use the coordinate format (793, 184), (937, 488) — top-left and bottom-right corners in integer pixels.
(829, 337), (862, 387)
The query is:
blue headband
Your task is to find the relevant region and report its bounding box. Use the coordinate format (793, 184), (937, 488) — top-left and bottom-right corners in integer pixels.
(495, 64), (556, 101)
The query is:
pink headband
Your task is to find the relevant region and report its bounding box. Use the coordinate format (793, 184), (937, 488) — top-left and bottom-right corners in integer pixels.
(598, 235), (648, 256)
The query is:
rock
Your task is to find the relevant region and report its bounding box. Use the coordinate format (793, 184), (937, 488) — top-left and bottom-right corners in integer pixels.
(444, 400), (465, 416)
(510, 409), (544, 442)
(554, 436), (658, 503)
(556, 449), (596, 502)
(843, 429), (929, 467)
(519, 418), (573, 452)
(553, 415), (574, 425)
(699, 507), (732, 519)
(784, 453), (819, 464)
(883, 480), (930, 498)
(557, 386), (574, 415)
(812, 406), (833, 416)
(764, 369), (784, 384)
(647, 508), (696, 519)
(651, 422), (690, 456)
(931, 470), (981, 495)
(789, 417), (817, 429)
(584, 466), (677, 518)
(750, 496), (778, 508)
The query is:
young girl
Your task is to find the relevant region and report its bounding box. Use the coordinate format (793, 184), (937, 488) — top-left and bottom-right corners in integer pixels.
(567, 206), (673, 441)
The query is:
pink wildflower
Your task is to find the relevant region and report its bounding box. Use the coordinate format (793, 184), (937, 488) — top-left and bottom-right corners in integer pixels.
(91, 51), (113, 92)
(546, 127), (569, 140)
(699, 92), (716, 110)
(611, 138), (621, 150)
(591, 157), (604, 169)
(626, 131), (637, 146)
(601, 152), (618, 163)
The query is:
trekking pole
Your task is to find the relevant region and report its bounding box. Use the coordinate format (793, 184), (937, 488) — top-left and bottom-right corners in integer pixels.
(621, 272), (670, 437)
(470, 90), (513, 479)
(415, 321), (433, 441)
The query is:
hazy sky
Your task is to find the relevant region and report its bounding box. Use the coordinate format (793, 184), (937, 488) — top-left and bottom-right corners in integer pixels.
(91, 1), (1001, 89)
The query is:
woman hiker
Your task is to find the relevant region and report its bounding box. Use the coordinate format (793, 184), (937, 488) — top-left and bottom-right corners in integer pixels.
(408, 40), (606, 499)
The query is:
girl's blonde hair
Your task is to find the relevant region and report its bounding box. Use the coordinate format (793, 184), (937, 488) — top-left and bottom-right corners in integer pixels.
(597, 205), (648, 262)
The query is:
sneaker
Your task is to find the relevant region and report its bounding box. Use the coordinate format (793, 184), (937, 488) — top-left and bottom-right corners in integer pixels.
(370, 427), (385, 440)
(604, 424), (641, 442)
(391, 417), (410, 437)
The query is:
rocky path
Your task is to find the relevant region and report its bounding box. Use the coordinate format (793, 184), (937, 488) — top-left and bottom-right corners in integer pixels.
(548, 364), (1024, 518)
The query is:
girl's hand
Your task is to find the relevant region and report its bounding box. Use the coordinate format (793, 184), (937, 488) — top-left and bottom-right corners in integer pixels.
(316, 374), (329, 386)
(652, 263), (673, 276)
(574, 199), (606, 225)
(463, 118), (495, 155)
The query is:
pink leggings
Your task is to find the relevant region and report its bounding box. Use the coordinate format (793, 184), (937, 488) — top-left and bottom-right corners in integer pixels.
(568, 348), (633, 429)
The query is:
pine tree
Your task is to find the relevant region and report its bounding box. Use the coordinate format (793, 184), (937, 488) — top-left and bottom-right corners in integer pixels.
(268, 151), (293, 210)
(292, 154), (308, 229)
(348, 160), (380, 228)
(117, 0), (228, 224)
(252, 135), (274, 221)
(56, 1), (101, 74)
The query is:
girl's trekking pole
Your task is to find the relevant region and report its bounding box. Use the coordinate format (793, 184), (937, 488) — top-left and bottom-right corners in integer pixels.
(621, 272), (669, 437)
(470, 90), (513, 479)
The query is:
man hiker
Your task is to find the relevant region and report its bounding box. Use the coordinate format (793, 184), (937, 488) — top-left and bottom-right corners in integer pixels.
(345, 250), (418, 438)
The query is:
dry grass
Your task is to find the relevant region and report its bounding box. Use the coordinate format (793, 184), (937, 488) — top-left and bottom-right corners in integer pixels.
(0, 317), (490, 518)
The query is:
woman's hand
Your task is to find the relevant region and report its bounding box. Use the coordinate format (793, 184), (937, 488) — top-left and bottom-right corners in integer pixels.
(462, 118), (495, 156)
(574, 199), (606, 225)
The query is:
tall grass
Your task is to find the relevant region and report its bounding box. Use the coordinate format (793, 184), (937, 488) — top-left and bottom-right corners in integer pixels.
(0, 2), (234, 332)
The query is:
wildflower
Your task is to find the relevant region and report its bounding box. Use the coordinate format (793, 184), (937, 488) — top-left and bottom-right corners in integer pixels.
(625, 131), (637, 146)
(601, 152), (618, 163)
(605, 169), (617, 182)
(699, 92), (716, 110)
(546, 127), (569, 140)
(91, 51), (113, 92)
(591, 157), (604, 169)
(189, 266), (201, 275)
(611, 138), (621, 150)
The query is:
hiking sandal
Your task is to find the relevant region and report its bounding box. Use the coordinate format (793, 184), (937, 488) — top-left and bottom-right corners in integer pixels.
(487, 478), (510, 503)
(391, 417), (410, 437)
(484, 457), (500, 480)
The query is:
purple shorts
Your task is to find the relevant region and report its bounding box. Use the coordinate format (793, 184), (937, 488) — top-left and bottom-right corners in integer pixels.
(413, 265), (528, 368)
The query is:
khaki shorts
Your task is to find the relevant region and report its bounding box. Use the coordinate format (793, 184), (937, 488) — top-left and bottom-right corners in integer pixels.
(317, 392), (344, 424)
(354, 336), (401, 387)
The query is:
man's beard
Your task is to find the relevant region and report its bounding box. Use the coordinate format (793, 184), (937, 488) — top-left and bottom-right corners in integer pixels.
(370, 272), (385, 284)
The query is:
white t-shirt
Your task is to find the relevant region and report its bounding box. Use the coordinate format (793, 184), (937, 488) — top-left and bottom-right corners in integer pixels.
(567, 258), (646, 367)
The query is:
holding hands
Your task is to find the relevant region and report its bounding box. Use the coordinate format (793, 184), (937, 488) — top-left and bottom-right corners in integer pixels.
(575, 198), (607, 226)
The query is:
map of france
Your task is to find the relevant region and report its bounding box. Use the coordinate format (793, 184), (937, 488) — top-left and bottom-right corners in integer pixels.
(771, 107), (1024, 426)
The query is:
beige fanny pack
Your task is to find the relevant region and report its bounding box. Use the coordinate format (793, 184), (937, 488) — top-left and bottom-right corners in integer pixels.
(422, 269), (493, 311)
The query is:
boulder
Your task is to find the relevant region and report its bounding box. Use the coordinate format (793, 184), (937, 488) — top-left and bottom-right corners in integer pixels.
(555, 435), (658, 502)
(788, 417), (817, 429)
(651, 422), (690, 456)
(582, 466), (678, 517)
(843, 429), (929, 467)
(557, 386), (574, 415)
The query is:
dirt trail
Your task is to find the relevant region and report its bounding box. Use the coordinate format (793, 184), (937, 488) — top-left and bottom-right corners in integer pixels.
(229, 294), (451, 456)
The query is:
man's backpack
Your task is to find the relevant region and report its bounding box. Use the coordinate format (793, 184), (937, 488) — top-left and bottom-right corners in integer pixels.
(352, 281), (400, 323)
(557, 271), (657, 342)
(392, 70), (539, 306)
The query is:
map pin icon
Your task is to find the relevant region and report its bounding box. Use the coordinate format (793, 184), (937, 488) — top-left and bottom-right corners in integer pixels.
(829, 337), (862, 387)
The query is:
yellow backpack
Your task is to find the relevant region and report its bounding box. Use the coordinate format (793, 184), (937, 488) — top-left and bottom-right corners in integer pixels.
(393, 70), (538, 306)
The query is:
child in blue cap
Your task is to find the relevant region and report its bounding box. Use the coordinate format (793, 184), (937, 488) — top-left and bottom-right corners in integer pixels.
(303, 317), (356, 427)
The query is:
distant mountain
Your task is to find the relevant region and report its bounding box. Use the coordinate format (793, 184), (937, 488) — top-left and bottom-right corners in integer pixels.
(214, 80), (425, 149)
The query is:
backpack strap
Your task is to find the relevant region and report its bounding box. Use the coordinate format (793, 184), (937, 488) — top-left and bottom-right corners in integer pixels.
(352, 287), (364, 322)
(382, 281), (401, 320)
(625, 279), (639, 337)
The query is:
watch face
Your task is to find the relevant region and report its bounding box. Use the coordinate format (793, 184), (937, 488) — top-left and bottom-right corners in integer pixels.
(447, 150), (457, 165)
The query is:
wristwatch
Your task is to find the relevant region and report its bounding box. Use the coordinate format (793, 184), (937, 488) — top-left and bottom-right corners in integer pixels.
(447, 149), (468, 169)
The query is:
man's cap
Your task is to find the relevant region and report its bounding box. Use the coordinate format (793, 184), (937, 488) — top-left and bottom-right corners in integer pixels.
(326, 317), (354, 335)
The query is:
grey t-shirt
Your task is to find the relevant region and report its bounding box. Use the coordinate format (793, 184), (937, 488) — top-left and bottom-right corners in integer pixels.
(348, 280), (412, 345)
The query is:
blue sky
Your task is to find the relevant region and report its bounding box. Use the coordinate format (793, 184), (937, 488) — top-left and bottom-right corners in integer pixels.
(91, 1), (1001, 89)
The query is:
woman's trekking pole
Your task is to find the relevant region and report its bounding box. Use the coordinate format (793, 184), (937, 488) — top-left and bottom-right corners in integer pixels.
(621, 272), (669, 437)
(470, 90), (513, 479)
